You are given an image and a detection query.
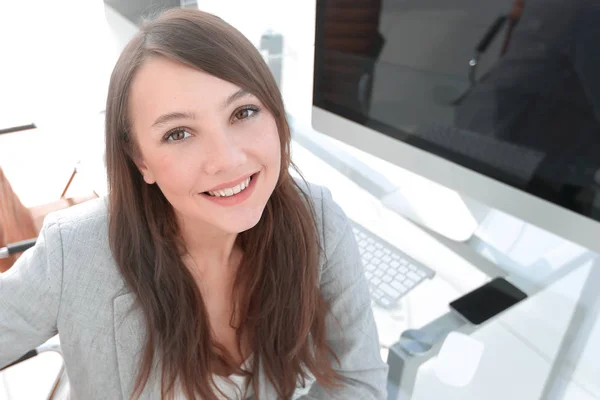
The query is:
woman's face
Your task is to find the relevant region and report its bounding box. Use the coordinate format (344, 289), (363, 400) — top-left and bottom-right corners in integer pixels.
(129, 56), (281, 235)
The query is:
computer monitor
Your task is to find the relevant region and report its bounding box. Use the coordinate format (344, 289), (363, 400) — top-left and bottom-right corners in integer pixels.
(312, 0), (600, 252)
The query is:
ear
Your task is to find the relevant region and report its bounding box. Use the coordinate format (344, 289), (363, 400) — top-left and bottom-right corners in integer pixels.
(132, 155), (156, 185)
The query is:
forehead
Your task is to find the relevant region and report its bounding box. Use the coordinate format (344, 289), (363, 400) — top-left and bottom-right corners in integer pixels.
(129, 56), (241, 124)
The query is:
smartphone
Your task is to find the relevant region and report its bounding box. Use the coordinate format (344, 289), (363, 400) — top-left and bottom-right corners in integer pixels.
(449, 277), (527, 325)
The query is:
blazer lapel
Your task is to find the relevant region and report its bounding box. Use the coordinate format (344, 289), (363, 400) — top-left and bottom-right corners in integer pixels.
(113, 293), (280, 400)
(113, 292), (161, 400)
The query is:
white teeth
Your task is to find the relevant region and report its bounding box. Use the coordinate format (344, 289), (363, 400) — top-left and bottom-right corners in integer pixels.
(207, 176), (252, 197)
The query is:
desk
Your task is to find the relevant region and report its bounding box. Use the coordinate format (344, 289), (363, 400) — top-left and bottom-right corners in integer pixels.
(288, 120), (492, 351)
(389, 258), (600, 400)
(288, 119), (600, 400)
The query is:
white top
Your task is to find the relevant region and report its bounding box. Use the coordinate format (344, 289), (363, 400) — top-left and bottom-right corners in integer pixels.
(212, 372), (254, 400)
(176, 355), (254, 400)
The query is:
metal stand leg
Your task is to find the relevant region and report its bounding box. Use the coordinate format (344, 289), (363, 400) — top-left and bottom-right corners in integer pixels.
(386, 312), (470, 399)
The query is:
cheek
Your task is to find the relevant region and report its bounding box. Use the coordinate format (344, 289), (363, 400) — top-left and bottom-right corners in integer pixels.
(251, 118), (281, 165)
(151, 152), (196, 195)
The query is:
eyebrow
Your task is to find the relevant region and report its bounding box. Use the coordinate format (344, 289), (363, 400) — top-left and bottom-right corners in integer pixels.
(152, 111), (196, 129)
(222, 88), (251, 109)
(150, 89), (252, 129)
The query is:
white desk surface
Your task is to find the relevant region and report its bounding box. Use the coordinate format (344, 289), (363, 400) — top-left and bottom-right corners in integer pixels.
(411, 261), (599, 400)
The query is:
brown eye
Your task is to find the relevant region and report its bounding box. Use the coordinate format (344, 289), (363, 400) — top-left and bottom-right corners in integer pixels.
(233, 107), (258, 122)
(164, 129), (191, 142)
(235, 109), (250, 120)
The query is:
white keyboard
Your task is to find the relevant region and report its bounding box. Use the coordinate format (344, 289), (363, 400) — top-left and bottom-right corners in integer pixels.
(352, 221), (435, 309)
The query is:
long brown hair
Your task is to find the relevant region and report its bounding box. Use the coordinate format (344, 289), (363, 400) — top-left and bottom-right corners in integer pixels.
(105, 8), (340, 400)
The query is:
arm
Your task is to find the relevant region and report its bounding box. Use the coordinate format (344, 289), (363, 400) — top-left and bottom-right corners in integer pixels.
(0, 214), (63, 368)
(298, 188), (388, 399)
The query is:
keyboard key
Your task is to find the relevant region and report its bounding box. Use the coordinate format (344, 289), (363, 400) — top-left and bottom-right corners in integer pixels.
(372, 288), (385, 299)
(351, 221), (435, 306)
(379, 283), (398, 298)
(408, 271), (421, 282)
(391, 281), (407, 293)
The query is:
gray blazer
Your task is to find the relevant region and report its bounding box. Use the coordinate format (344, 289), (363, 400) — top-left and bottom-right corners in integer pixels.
(0, 183), (388, 399)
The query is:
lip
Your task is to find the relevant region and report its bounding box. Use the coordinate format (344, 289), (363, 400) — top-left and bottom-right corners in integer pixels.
(200, 171), (259, 206)
(204, 172), (257, 193)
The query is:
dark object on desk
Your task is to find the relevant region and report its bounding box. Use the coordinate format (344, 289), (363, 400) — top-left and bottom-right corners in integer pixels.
(450, 277), (528, 325)
(0, 123), (36, 135)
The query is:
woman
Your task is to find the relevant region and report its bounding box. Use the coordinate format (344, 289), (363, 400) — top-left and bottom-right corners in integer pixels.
(0, 8), (387, 399)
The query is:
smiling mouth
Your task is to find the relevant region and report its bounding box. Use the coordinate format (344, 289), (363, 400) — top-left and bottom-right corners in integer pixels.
(202, 173), (256, 197)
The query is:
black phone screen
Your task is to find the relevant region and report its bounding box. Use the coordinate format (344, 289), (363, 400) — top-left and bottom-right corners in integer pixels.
(449, 277), (528, 325)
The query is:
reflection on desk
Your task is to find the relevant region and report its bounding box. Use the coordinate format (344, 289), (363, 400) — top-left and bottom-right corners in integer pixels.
(410, 259), (600, 400)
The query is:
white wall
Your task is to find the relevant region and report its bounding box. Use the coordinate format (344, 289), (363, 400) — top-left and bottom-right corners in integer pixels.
(0, 1), (139, 205)
(197, 0), (317, 124)
(0, 1), (116, 127)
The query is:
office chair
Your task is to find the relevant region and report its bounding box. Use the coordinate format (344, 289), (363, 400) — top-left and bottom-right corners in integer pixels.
(0, 124), (91, 398)
(0, 163), (97, 271)
(0, 336), (68, 400)
(0, 123), (98, 271)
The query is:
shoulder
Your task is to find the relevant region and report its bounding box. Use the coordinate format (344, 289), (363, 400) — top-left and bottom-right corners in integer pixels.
(45, 196), (108, 223)
(44, 196), (109, 235)
(293, 177), (351, 260)
(41, 196), (111, 260)
(40, 197), (124, 287)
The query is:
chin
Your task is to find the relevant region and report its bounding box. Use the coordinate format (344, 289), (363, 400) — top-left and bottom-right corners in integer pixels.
(221, 210), (264, 234)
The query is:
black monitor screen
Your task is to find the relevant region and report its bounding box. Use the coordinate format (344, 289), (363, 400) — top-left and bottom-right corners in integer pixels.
(313, 0), (600, 224)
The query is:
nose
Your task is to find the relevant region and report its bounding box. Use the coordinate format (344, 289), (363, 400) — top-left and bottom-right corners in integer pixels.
(202, 127), (247, 176)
